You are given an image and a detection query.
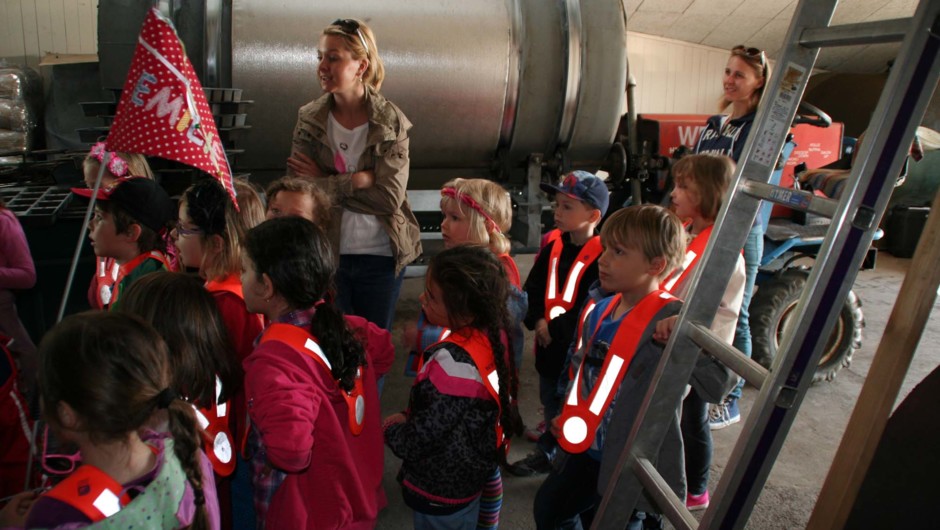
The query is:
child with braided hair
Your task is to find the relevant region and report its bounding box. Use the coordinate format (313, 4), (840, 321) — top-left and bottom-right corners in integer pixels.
(384, 245), (520, 529)
(0, 311), (219, 529)
(403, 178), (527, 529)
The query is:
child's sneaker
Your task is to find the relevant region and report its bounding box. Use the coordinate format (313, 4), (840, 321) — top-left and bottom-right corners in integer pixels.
(506, 450), (552, 477)
(709, 396), (741, 430)
(525, 420), (546, 442)
(686, 490), (710, 511)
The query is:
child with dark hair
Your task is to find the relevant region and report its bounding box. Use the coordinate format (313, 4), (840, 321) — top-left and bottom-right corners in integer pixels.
(173, 177), (265, 529)
(0, 311), (219, 529)
(240, 216), (385, 529)
(71, 177), (175, 311)
(117, 272), (241, 473)
(384, 245), (520, 529)
(79, 143), (155, 310)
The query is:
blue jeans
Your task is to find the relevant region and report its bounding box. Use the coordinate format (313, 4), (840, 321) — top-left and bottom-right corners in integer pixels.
(730, 224), (763, 400)
(414, 495), (481, 530)
(681, 387), (711, 496)
(336, 254), (404, 331)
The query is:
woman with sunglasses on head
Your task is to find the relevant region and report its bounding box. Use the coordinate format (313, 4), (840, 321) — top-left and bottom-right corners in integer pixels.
(682, 45), (772, 513)
(286, 18), (421, 332)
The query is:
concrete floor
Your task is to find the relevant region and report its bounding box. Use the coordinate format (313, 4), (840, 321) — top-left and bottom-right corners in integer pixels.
(375, 252), (939, 529)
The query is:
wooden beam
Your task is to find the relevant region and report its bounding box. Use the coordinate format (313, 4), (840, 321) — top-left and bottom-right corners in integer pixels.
(807, 190), (940, 528)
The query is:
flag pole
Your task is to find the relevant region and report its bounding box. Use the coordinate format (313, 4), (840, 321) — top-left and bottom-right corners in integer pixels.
(55, 154), (109, 322)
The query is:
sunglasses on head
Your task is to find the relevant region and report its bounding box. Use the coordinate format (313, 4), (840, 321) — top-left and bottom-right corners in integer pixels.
(332, 18), (370, 55)
(733, 45), (767, 68)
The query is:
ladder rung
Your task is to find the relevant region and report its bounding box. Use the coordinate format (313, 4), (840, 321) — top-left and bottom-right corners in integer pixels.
(633, 457), (697, 530)
(800, 18), (910, 48)
(688, 323), (769, 390)
(741, 180), (839, 219)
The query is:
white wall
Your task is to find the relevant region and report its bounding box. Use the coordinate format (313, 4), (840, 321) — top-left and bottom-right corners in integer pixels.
(627, 32), (732, 115)
(0, 0), (97, 69)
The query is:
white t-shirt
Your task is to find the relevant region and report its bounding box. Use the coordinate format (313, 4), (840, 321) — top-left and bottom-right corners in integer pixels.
(328, 113), (392, 256)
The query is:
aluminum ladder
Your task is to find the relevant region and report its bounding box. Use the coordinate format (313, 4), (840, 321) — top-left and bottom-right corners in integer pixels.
(592, 0), (940, 528)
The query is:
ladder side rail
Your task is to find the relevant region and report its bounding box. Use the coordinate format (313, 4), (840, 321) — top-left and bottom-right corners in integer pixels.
(593, 0), (838, 526)
(703, 2), (940, 528)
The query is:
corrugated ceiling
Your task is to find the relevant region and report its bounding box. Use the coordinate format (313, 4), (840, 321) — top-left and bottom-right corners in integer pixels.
(623, 0), (919, 73)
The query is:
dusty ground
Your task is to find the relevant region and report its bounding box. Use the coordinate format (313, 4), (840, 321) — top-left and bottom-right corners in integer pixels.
(375, 252), (938, 529)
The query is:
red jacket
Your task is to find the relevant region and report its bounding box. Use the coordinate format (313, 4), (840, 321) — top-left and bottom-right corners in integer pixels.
(244, 327), (385, 529)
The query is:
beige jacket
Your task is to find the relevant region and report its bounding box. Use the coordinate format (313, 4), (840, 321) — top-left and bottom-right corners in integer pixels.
(288, 86), (422, 274)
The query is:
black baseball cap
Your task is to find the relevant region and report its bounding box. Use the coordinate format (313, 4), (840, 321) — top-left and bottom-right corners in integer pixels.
(72, 177), (175, 232)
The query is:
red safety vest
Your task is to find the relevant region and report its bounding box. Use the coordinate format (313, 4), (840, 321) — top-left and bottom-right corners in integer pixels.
(661, 225), (713, 293)
(205, 274), (265, 328)
(110, 251), (171, 306)
(428, 329), (505, 449)
(41, 446), (157, 523)
(557, 290), (676, 454)
(542, 230), (602, 321)
(191, 376), (235, 477)
(259, 324), (366, 435)
(94, 258), (120, 308)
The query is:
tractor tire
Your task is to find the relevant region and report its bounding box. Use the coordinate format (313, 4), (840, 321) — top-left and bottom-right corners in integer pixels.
(751, 268), (864, 383)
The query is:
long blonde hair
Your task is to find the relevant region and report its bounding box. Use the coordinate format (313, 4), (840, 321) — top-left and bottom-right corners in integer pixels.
(322, 19), (385, 91)
(440, 178), (513, 256)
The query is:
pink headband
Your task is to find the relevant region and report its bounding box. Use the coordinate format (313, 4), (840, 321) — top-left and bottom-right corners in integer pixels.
(88, 142), (129, 178)
(441, 186), (501, 234)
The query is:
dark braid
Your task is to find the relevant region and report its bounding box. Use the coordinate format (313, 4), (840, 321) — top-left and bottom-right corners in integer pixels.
(166, 398), (209, 530)
(38, 312), (211, 527)
(429, 245), (521, 442)
(244, 217), (366, 390)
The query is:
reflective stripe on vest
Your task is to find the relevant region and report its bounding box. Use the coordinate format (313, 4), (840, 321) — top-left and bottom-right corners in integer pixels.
(662, 225), (713, 293)
(544, 231), (602, 320)
(558, 290), (676, 454)
(193, 376), (235, 477)
(96, 258), (120, 307)
(43, 464), (135, 522)
(260, 323), (366, 435)
(429, 328), (504, 448)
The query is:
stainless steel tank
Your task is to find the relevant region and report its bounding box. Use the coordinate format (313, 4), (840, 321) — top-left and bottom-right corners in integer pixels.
(231, 0), (626, 181)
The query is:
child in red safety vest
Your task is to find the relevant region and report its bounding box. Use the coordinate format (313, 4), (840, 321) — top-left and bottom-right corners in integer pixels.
(116, 272), (243, 528)
(507, 170), (609, 478)
(401, 177), (526, 529)
(78, 142), (156, 310)
(0, 312), (219, 529)
(534, 205), (686, 530)
(71, 177), (176, 312)
(656, 154), (745, 512)
(384, 245), (520, 530)
(172, 178), (265, 529)
(240, 217), (385, 530)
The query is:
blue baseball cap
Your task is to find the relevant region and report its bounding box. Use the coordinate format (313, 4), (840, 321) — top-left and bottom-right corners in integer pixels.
(539, 171), (609, 216)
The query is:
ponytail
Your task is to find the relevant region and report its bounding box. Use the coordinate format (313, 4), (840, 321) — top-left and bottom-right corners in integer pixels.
(165, 398), (209, 530)
(309, 301), (366, 392)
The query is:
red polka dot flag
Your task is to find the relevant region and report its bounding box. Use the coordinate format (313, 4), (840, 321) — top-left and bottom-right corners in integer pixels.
(106, 8), (237, 208)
